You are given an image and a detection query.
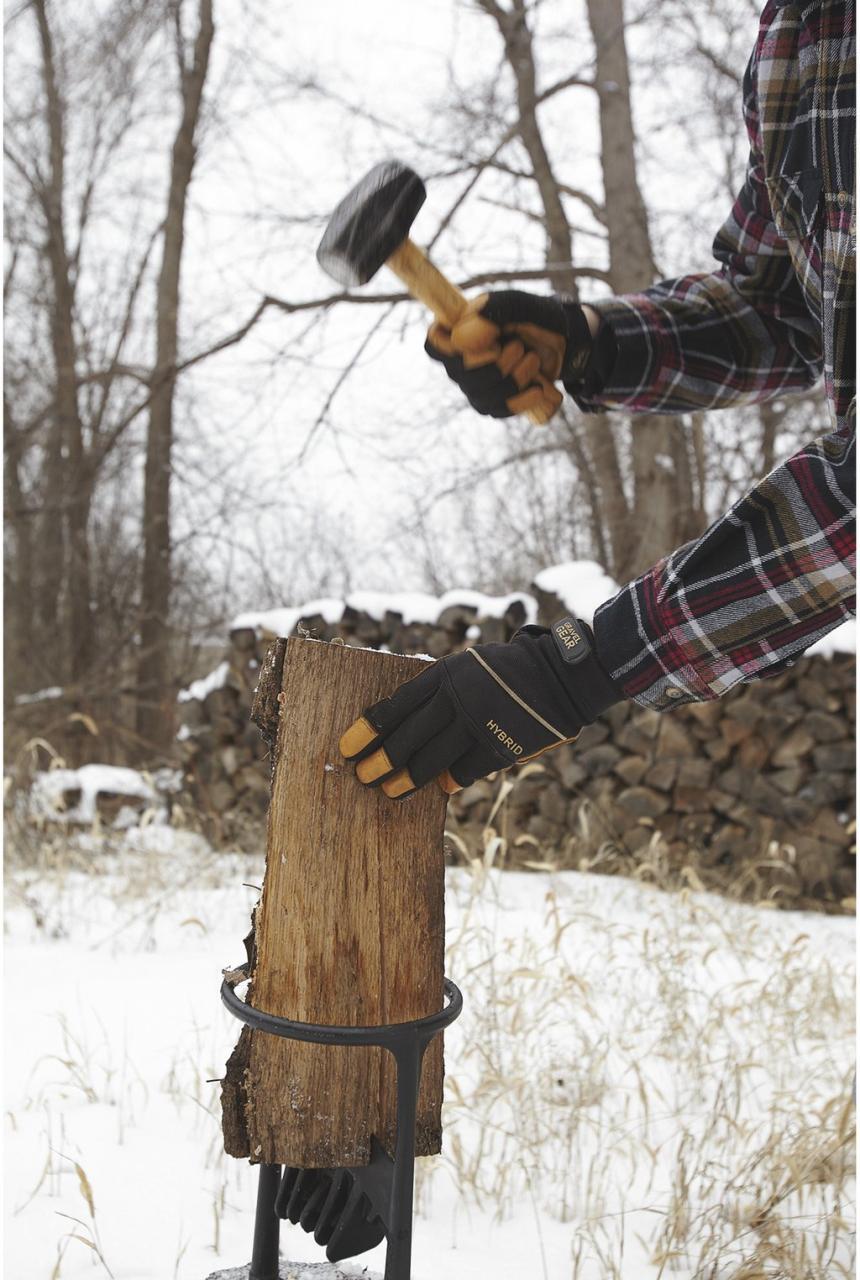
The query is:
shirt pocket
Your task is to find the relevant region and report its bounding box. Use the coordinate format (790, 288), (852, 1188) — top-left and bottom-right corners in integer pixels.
(766, 167), (822, 241)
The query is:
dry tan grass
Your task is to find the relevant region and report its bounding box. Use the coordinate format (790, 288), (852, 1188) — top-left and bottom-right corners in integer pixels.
(429, 811), (856, 1278)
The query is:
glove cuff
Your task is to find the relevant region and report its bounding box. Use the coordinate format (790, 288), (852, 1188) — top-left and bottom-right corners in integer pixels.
(548, 617), (624, 721)
(555, 299), (618, 396)
(514, 616), (625, 725)
(555, 301), (593, 382)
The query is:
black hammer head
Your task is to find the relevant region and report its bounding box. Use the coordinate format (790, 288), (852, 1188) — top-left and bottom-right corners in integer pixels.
(316, 160), (426, 287)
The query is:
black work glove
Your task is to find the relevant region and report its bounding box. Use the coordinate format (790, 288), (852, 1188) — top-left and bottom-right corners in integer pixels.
(339, 617), (623, 799)
(425, 290), (595, 423)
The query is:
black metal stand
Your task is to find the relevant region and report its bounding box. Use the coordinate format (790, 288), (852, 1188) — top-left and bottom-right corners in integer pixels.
(249, 1162), (281, 1280)
(220, 965), (463, 1280)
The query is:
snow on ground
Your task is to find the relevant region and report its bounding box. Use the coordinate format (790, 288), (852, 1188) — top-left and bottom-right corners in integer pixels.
(4, 826), (855, 1280)
(206, 1265), (371, 1279)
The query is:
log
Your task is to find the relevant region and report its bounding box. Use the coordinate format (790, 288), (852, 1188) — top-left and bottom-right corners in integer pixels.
(221, 637), (448, 1168)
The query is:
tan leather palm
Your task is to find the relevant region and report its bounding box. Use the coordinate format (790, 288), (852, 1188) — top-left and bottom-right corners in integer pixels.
(427, 301), (563, 425)
(449, 295), (567, 381)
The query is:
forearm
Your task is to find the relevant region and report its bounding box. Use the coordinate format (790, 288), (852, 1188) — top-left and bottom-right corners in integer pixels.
(568, 268), (822, 416)
(592, 421), (856, 710)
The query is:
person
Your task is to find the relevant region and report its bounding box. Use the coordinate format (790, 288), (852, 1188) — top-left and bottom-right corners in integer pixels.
(339, 0), (855, 800)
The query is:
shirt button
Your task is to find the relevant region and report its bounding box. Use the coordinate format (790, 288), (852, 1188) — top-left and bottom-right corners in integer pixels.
(666, 687), (684, 700)
(837, 191), (849, 207)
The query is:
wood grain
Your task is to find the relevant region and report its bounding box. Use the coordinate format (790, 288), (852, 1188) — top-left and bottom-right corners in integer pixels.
(222, 638), (448, 1167)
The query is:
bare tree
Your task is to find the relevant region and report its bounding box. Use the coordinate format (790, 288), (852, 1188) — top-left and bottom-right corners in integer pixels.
(4, 0), (163, 692)
(585, 0), (706, 570)
(137, 0), (215, 753)
(4, 0), (220, 758)
(14, 0), (94, 677)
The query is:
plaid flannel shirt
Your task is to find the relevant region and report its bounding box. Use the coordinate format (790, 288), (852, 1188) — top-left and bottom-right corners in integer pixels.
(576, 0), (856, 711)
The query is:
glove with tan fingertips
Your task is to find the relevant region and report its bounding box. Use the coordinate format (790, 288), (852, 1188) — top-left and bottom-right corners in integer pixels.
(425, 290), (594, 422)
(339, 617), (623, 799)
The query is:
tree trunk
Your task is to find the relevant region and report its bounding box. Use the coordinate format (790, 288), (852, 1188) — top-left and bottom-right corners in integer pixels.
(33, 0), (93, 681)
(137, 0), (214, 754)
(3, 405), (35, 701)
(758, 399), (781, 476)
(481, 0), (633, 580)
(585, 0), (707, 578)
(584, 416), (635, 578)
(489, 0), (575, 293)
(222, 639), (448, 1167)
(586, 0), (657, 289)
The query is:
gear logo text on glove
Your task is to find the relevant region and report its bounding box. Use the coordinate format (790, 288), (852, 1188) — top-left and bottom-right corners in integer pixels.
(556, 620), (583, 648)
(552, 619), (590, 664)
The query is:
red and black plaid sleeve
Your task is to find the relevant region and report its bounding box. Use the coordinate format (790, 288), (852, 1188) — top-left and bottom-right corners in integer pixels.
(572, 4), (832, 419)
(593, 420), (855, 710)
(577, 0), (855, 708)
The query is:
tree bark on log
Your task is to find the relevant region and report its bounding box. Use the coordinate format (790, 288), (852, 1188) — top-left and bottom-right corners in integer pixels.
(222, 638), (448, 1168)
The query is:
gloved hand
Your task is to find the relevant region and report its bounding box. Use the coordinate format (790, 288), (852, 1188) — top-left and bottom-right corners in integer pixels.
(425, 290), (594, 422)
(339, 617), (622, 799)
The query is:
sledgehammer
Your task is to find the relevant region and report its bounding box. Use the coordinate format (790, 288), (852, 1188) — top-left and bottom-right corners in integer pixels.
(316, 160), (562, 425)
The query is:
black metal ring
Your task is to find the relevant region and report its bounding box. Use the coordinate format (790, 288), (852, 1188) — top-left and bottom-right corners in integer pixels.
(220, 965), (463, 1048)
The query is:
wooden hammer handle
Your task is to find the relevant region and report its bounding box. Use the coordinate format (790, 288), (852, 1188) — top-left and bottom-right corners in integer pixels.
(386, 239), (561, 426)
(386, 238), (468, 328)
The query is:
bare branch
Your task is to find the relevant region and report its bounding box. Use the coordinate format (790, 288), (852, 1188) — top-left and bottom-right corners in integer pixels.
(489, 159), (607, 225)
(295, 304), (397, 466)
(692, 39), (744, 87)
(3, 143), (45, 200)
(89, 220), (163, 443)
(540, 71), (595, 98)
(170, 0), (186, 78)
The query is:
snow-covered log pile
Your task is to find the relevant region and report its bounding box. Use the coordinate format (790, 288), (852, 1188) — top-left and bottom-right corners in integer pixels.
(175, 588), (541, 817)
(177, 564), (856, 906)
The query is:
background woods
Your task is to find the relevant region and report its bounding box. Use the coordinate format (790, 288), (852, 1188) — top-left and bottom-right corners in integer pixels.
(4, 0), (831, 764)
(5, 0), (221, 757)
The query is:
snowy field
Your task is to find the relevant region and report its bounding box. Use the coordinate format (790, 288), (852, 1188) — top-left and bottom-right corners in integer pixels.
(4, 823), (855, 1280)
